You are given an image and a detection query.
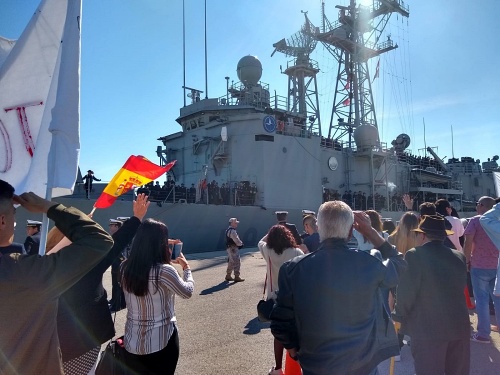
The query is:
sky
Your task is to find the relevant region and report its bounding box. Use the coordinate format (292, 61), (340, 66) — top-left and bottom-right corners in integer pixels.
(1, 0), (499, 182)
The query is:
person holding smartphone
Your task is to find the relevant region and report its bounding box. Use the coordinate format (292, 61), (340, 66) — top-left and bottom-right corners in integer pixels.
(120, 219), (194, 375)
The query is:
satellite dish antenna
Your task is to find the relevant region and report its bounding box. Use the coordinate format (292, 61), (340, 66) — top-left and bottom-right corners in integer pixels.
(221, 126), (228, 142)
(391, 133), (411, 152)
(493, 155), (499, 161)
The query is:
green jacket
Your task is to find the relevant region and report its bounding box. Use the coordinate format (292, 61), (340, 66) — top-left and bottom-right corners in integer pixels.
(0, 204), (113, 375)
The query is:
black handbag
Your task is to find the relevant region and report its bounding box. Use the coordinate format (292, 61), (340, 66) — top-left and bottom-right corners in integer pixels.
(95, 336), (127, 375)
(257, 257), (275, 322)
(257, 297), (275, 322)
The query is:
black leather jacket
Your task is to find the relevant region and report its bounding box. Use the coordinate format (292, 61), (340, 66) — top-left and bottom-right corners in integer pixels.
(270, 238), (406, 375)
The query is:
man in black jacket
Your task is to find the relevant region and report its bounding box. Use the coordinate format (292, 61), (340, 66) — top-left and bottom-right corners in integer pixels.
(270, 201), (406, 375)
(276, 211), (302, 245)
(394, 215), (470, 374)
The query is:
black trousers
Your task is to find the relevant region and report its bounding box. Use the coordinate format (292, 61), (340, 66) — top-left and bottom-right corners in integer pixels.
(109, 259), (126, 310)
(411, 338), (470, 375)
(124, 327), (179, 375)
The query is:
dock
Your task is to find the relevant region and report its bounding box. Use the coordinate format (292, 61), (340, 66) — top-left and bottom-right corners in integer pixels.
(102, 248), (500, 375)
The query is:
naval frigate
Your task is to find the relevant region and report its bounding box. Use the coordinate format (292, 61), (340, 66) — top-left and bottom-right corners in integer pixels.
(16, 0), (500, 253)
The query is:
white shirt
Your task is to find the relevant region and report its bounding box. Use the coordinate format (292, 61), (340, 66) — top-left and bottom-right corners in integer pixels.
(446, 215), (465, 252)
(353, 229), (388, 251)
(258, 240), (303, 299)
(123, 264), (194, 355)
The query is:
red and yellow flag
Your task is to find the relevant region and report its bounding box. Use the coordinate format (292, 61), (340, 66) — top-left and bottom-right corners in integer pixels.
(95, 155), (176, 209)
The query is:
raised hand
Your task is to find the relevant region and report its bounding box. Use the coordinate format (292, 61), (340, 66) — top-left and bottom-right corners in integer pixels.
(133, 193), (150, 221)
(13, 192), (57, 213)
(402, 194), (414, 210)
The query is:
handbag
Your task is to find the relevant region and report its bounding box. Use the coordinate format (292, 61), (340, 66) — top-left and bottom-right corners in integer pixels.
(95, 336), (127, 375)
(95, 292), (128, 375)
(257, 256), (275, 322)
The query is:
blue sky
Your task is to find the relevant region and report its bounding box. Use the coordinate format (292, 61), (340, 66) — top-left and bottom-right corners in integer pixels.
(1, 0), (499, 181)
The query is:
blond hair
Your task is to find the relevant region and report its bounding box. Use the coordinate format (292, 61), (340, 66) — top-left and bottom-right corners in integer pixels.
(388, 212), (419, 254)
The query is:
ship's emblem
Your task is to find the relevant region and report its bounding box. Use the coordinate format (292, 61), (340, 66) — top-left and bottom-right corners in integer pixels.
(263, 115), (277, 133)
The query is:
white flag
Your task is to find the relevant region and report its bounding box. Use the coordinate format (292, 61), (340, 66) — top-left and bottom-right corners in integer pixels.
(494, 172), (500, 198)
(0, 0), (81, 198)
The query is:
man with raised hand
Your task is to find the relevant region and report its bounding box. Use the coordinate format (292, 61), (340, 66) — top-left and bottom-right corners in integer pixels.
(395, 215), (470, 375)
(0, 179), (113, 375)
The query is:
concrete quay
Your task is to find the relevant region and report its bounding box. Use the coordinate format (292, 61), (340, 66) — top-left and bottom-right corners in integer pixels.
(103, 248), (500, 375)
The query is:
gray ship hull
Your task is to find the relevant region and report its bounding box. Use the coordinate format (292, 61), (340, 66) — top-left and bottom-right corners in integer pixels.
(13, 197), (307, 253)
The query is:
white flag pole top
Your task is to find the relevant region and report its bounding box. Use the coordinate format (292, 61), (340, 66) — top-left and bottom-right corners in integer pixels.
(0, 0), (81, 199)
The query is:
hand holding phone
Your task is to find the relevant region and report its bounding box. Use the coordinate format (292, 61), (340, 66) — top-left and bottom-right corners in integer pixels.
(168, 239), (183, 260)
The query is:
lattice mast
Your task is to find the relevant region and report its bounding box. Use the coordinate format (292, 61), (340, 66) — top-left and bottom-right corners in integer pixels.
(271, 12), (322, 136)
(317, 0), (409, 147)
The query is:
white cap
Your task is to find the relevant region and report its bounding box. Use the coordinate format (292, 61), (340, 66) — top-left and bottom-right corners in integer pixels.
(109, 219), (122, 225)
(229, 218), (239, 224)
(116, 217), (130, 222)
(26, 220), (42, 227)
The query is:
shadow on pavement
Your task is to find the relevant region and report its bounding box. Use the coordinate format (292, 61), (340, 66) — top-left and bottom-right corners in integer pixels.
(199, 281), (234, 295)
(243, 317), (269, 335)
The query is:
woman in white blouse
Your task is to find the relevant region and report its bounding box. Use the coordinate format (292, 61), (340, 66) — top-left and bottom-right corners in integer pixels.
(120, 219), (194, 375)
(259, 225), (303, 375)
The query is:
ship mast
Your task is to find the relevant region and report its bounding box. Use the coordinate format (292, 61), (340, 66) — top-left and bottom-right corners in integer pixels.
(317, 0), (409, 148)
(271, 12), (322, 136)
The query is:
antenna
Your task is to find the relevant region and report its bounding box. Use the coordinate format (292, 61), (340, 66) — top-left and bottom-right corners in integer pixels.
(204, 0), (208, 99)
(423, 118), (427, 156)
(182, 0), (186, 107)
(451, 124), (455, 159)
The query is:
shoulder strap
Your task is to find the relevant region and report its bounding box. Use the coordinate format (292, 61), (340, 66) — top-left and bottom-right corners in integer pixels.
(262, 256), (274, 297)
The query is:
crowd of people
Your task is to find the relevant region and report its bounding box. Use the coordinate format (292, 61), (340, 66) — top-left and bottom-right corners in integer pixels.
(139, 179), (258, 206)
(397, 151), (447, 172)
(2, 175), (500, 375)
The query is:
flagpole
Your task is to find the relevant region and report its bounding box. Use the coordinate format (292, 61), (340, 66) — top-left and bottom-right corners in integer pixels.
(204, 0), (208, 99)
(39, 141), (56, 256)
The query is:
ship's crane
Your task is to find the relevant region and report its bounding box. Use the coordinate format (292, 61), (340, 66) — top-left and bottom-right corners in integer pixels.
(426, 147), (449, 173)
(271, 12), (322, 136)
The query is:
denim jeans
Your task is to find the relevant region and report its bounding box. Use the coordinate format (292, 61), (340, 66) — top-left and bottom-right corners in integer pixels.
(471, 268), (500, 337)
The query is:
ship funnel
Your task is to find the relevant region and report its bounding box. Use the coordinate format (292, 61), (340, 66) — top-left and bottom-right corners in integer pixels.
(353, 124), (380, 151)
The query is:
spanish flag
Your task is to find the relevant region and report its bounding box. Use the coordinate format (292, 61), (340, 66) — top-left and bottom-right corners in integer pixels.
(95, 155), (176, 209)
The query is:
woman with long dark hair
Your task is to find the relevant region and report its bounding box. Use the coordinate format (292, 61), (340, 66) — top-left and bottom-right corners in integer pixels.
(258, 225), (303, 375)
(121, 219), (194, 375)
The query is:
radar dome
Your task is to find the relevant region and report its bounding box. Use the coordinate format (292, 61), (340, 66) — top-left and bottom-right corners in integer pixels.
(237, 56), (262, 86)
(353, 124), (380, 150)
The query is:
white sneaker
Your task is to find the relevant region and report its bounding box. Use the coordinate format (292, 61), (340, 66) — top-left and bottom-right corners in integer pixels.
(394, 355), (401, 362)
(268, 367), (284, 375)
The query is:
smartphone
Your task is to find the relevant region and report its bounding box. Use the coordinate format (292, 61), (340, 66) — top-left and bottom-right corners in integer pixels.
(168, 239), (183, 260)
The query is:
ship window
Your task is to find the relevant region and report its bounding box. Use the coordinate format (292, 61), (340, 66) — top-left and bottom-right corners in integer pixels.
(255, 134), (274, 142)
